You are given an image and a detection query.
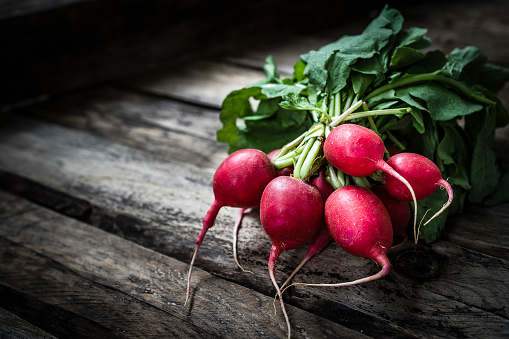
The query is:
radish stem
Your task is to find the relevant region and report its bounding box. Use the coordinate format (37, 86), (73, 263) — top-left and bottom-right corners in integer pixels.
(330, 100), (364, 127)
(364, 72), (495, 105)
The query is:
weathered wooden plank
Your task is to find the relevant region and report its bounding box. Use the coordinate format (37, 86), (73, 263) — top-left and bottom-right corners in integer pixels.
(0, 190), (369, 339)
(0, 306), (58, 339)
(19, 86), (509, 262)
(0, 170), (410, 339)
(1, 112), (509, 338)
(443, 203), (509, 261)
(277, 241), (509, 338)
(120, 60), (266, 109)
(0, 238), (219, 338)
(120, 1), (509, 110)
(0, 283), (127, 339)
(24, 86), (228, 166)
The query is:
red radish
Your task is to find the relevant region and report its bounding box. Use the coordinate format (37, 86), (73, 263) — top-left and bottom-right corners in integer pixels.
(260, 176), (324, 339)
(372, 185), (411, 248)
(311, 166), (336, 200)
(186, 149), (276, 305)
(323, 124), (418, 241)
(288, 185), (393, 290)
(231, 149), (293, 272)
(384, 152), (454, 228)
(281, 167), (335, 288)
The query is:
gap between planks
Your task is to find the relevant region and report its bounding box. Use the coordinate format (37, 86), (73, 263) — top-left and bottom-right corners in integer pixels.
(0, 190), (368, 339)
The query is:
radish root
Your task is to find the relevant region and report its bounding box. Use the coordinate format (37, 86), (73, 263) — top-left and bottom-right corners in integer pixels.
(391, 233), (408, 249)
(282, 253), (391, 292)
(378, 161), (419, 244)
(232, 208), (253, 273)
(424, 179), (454, 226)
(185, 243), (200, 307)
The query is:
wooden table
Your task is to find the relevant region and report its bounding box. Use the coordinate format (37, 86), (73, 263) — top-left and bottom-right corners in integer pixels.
(1, 1), (508, 338)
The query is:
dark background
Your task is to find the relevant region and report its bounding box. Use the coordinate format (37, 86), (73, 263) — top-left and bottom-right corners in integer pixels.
(1, 0), (449, 111)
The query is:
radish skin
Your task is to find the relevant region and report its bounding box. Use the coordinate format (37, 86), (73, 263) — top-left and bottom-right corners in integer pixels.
(260, 176), (324, 339)
(186, 149), (275, 305)
(384, 153), (454, 227)
(281, 167), (335, 288)
(323, 124), (418, 242)
(231, 149), (293, 273)
(372, 185), (411, 248)
(287, 185), (393, 290)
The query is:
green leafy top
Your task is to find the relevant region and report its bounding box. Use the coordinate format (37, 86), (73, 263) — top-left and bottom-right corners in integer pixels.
(216, 5), (509, 243)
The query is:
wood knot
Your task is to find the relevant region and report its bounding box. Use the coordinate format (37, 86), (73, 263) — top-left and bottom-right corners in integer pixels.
(391, 246), (444, 281)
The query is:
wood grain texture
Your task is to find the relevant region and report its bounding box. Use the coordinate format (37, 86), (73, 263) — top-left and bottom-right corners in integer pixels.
(1, 1), (509, 338)
(1, 95), (508, 338)
(0, 190), (368, 339)
(19, 82), (509, 263)
(121, 1), (509, 109)
(0, 306), (58, 339)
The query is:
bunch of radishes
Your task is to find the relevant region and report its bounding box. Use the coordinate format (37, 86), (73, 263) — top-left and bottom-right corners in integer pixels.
(185, 112), (453, 338)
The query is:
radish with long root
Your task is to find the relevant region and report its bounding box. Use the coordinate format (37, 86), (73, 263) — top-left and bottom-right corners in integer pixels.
(285, 185), (393, 291)
(186, 148), (275, 305)
(323, 124), (418, 242)
(260, 176), (324, 339)
(384, 152), (454, 235)
(281, 166), (335, 289)
(372, 184), (411, 248)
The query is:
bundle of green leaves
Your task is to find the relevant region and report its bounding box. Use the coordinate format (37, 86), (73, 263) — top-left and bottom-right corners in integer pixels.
(216, 5), (509, 243)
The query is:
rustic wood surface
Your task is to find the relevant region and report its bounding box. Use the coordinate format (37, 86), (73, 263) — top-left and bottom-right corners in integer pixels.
(1, 1), (509, 338)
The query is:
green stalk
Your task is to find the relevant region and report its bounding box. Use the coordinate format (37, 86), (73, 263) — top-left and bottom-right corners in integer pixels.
(276, 149), (300, 162)
(303, 123), (325, 142)
(273, 131), (307, 160)
(299, 138), (322, 180)
(339, 170), (350, 187)
(274, 157), (295, 169)
(367, 116), (378, 134)
(330, 100), (364, 127)
(369, 170), (384, 183)
(335, 92), (341, 118)
(344, 92), (353, 110)
(386, 130), (406, 151)
(293, 138), (315, 179)
(326, 164), (342, 190)
(351, 176), (371, 189)
(329, 95), (335, 117)
(310, 110), (320, 122)
(274, 146), (305, 169)
(364, 72), (495, 105)
(343, 107), (412, 121)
